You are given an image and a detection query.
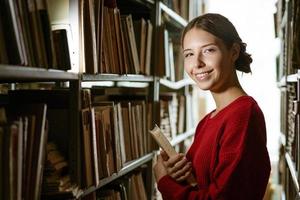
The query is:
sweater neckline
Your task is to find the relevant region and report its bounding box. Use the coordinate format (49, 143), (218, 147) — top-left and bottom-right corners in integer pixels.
(207, 95), (252, 121)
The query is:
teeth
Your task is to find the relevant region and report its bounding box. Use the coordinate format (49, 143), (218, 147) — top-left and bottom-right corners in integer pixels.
(196, 72), (209, 80)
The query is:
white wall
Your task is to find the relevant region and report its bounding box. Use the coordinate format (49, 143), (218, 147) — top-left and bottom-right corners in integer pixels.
(203, 0), (280, 162)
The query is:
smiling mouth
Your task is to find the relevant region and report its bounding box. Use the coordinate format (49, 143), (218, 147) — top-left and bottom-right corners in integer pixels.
(195, 69), (213, 80)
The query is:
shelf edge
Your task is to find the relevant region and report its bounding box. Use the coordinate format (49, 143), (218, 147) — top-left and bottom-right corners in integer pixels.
(159, 2), (188, 27)
(78, 152), (154, 198)
(171, 128), (195, 146)
(160, 78), (194, 90)
(285, 153), (299, 192)
(0, 65), (78, 81)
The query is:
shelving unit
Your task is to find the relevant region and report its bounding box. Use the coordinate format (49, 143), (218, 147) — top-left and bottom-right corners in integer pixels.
(276, 0), (300, 198)
(0, 0), (203, 199)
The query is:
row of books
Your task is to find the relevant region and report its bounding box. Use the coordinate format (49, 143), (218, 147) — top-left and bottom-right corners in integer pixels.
(0, 0), (71, 70)
(274, 0), (300, 79)
(157, 26), (185, 82)
(285, 83), (300, 174)
(0, 104), (48, 200)
(98, 172), (147, 200)
(286, 83), (297, 159)
(80, 89), (155, 189)
(161, 0), (204, 21)
(81, 0), (153, 75)
(42, 142), (79, 197)
(291, 0), (300, 70)
(160, 93), (186, 141)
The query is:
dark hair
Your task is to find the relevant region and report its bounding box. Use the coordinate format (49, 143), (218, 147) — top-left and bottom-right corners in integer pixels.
(181, 13), (252, 73)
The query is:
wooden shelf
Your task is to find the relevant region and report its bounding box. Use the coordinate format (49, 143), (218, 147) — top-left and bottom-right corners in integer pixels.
(280, 133), (286, 146)
(171, 128), (195, 146)
(160, 78), (194, 90)
(158, 2), (188, 28)
(131, 0), (154, 6)
(0, 65), (78, 82)
(78, 152), (154, 198)
(287, 73), (298, 82)
(285, 153), (300, 192)
(277, 76), (286, 87)
(122, 0), (155, 10)
(81, 74), (154, 82)
(280, 9), (287, 29)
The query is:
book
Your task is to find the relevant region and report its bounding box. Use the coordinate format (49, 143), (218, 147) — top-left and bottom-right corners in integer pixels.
(149, 125), (197, 187)
(149, 125), (176, 157)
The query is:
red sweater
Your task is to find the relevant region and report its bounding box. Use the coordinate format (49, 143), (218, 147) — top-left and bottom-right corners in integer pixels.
(158, 96), (271, 200)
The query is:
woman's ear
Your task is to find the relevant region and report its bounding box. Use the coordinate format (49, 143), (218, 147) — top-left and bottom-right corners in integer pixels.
(231, 43), (240, 63)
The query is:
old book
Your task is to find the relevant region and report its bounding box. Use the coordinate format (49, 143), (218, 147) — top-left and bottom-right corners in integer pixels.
(100, 10), (109, 73)
(36, 0), (55, 68)
(0, 14), (9, 64)
(108, 8), (120, 74)
(173, 41), (184, 81)
(52, 29), (71, 70)
(26, 0), (46, 67)
(121, 16), (134, 73)
(114, 8), (125, 74)
(90, 107), (100, 186)
(116, 103), (126, 166)
(96, 0), (104, 73)
(121, 106), (133, 162)
(123, 14), (140, 74)
(83, 0), (98, 74)
(7, 103), (48, 200)
(16, 0), (36, 66)
(94, 108), (109, 177)
(81, 108), (94, 187)
(101, 106), (116, 175)
(149, 125), (176, 157)
(1, 0), (23, 65)
(133, 18), (147, 74)
(157, 25), (166, 77)
(94, 102), (122, 171)
(149, 125), (197, 187)
(145, 20), (153, 76)
(135, 173), (147, 200)
(103, 6), (116, 73)
(94, 110), (104, 179)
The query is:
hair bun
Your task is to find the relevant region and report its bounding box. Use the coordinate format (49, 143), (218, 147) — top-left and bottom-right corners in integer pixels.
(235, 42), (252, 73)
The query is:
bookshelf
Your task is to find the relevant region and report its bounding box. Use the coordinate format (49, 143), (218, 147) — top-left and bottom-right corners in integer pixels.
(0, 0), (203, 199)
(275, 0), (300, 198)
(0, 65), (79, 82)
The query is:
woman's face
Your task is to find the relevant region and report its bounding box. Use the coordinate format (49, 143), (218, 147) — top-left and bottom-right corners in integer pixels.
(182, 28), (239, 92)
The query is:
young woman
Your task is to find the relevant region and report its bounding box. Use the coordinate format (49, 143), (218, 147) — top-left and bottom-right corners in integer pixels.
(153, 13), (271, 200)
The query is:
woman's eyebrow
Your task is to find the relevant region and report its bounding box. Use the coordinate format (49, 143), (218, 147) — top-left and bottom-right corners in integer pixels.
(182, 43), (216, 53)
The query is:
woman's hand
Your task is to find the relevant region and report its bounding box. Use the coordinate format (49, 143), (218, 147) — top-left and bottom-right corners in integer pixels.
(153, 150), (193, 183)
(161, 150), (193, 182)
(153, 153), (168, 182)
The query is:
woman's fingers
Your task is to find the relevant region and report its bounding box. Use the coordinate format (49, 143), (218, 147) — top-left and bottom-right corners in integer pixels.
(175, 169), (193, 182)
(170, 162), (192, 179)
(163, 153), (185, 168)
(170, 157), (190, 173)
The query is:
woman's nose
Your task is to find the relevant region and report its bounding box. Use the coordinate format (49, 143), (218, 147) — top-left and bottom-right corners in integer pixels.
(194, 56), (205, 69)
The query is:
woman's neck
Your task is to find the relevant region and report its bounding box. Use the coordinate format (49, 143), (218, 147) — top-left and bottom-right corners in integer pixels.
(211, 85), (247, 115)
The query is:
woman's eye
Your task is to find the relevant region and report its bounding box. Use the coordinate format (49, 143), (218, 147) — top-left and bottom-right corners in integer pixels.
(203, 48), (215, 54)
(184, 53), (193, 58)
